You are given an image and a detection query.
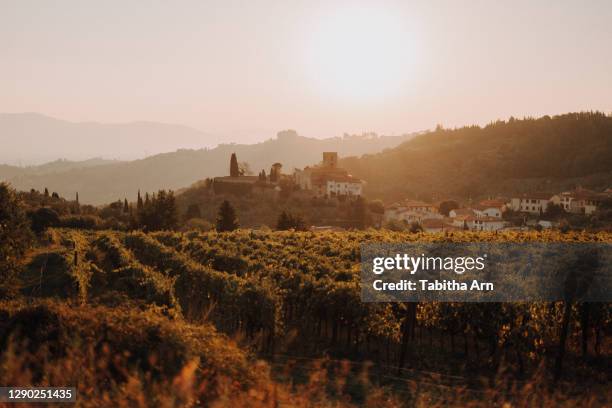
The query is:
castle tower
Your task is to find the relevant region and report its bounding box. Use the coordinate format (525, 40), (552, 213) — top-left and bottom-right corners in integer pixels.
(322, 152), (338, 168)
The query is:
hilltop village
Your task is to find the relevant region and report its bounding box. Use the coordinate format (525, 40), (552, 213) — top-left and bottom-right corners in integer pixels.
(213, 151), (363, 199)
(209, 151), (612, 232)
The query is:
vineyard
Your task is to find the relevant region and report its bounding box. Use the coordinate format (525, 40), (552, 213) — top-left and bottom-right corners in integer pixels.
(4, 228), (612, 406)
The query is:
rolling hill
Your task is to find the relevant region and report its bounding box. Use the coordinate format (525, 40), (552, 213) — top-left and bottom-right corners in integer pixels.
(341, 112), (612, 202)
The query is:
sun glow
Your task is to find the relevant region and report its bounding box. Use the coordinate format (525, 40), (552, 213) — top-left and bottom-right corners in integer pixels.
(304, 5), (416, 102)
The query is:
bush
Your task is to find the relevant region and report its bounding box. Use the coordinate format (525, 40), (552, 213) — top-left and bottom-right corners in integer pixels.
(59, 215), (102, 229)
(0, 183), (33, 296)
(182, 218), (213, 232)
(28, 207), (60, 234)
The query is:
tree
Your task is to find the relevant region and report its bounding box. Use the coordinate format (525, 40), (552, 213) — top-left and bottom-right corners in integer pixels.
(216, 200), (239, 232)
(138, 190), (178, 231)
(545, 203), (566, 220)
(276, 210), (306, 231)
(439, 200), (460, 216)
(277, 211), (290, 230)
(29, 207), (60, 233)
(409, 221), (423, 233)
(123, 198), (129, 213)
(0, 183), (33, 296)
(185, 203), (202, 220)
(350, 197), (368, 229)
(73, 192), (81, 214)
(238, 162), (252, 176)
(258, 169), (267, 182)
(230, 153), (239, 177)
(137, 190), (144, 211)
(368, 199), (385, 215)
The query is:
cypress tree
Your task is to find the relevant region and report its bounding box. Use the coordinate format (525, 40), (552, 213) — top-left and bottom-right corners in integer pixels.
(216, 200), (239, 232)
(137, 190), (144, 211)
(277, 211), (290, 230)
(230, 153), (239, 177)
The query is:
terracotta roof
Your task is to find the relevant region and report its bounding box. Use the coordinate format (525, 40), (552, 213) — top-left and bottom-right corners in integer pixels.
(325, 175), (362, 183)
(515, 192), (552, 200)
(478, 199), (506, 208)
(422, 219), (462, 230)
(421, 219), (446, 228)
(450, 208), (475, 217)
(402, 200), (435, 208)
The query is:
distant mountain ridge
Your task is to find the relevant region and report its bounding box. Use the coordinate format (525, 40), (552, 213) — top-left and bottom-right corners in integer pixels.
(1, 127), (417, 204)
(0, 112), (218, 165)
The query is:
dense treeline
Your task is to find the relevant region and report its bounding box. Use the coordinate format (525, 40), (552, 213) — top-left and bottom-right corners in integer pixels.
(14, 182), (377, 232)
(342, 112), (612, 201)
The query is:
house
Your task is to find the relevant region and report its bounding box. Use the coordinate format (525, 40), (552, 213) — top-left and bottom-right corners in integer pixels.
(449, 208), (476, 219)
(550, 188), (608, 215)
(549, 192), (573, 212)
(384, 200), (442, 223)
(471, 217), (506, 231)
(421, 218), (462, 233)
(472, 199), (506, 218)
(326, 175), (363, 197)
(448, 208), (506, 231)
(509, 193), (551, 214)
(294, 152), (364, 197)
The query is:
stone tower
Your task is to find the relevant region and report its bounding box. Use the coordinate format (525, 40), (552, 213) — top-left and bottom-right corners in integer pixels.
(322, 152), (338, 168)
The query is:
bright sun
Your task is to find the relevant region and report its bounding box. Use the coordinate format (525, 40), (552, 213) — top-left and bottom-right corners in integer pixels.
(304, 5), (415, 102)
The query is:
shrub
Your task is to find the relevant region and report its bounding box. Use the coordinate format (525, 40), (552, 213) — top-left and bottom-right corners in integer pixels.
(28, 207), (60, 234)
(59, 214), (102, 229)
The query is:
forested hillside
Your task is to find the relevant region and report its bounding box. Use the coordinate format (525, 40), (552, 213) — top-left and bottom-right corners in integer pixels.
(342, 112), (612, 202)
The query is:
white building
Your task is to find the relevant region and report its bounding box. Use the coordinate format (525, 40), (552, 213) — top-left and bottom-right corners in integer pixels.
(449, 208), (476, 219)
(384, 200), (441, 223)
(294, 152), (364, 197)
(326, 176), (363, 197)
(472, 199), (506, 219)
(471, 217), (506, 231)
(448, 208), (506, 231)
(550, 188), (608, 215)
(421, 218), (462, 233)
(509, 193), (551, 214)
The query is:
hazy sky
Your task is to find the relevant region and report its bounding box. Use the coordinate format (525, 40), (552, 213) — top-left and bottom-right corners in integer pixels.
(2, 0), (611, 143)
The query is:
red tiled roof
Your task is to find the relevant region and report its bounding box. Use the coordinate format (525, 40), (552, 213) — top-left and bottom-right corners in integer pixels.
(451, 208), (475, 216)
(516, 193), (552, 200)
(478, 199), (506, 208)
